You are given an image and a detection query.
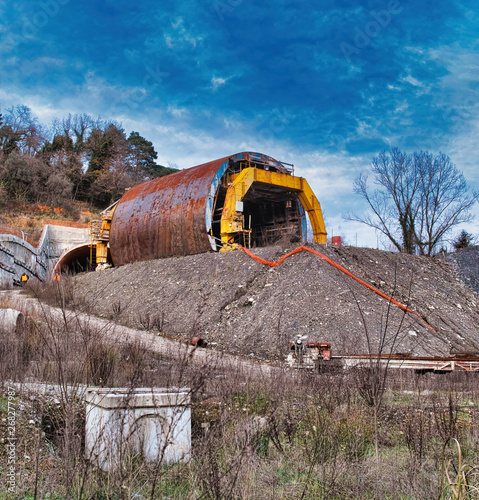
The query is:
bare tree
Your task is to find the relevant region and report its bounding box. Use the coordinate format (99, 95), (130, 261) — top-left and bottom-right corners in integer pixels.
(52, 113), (99, 149)
(3, 105), (45, 156)
(346, 148), (479, 255)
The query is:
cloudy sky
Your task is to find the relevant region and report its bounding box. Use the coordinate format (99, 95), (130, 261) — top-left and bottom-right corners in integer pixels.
(1, 0), (478, 247)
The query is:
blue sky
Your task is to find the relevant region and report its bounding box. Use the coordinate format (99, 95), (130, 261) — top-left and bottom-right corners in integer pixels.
(1, 0), (478, 246)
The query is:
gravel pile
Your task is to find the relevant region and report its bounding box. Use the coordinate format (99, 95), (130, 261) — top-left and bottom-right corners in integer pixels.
(73, 243), (479, 361)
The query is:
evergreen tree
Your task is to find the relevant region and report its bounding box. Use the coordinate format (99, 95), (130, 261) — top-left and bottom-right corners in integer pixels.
(453, 230), (474, 250)
(127, 131), (177, 181)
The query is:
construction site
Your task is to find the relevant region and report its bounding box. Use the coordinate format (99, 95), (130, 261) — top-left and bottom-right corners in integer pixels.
(1, 151), (479, 499)
(1, 151), (478, 371)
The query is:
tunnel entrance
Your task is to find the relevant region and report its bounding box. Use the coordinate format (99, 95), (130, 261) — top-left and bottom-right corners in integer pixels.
(213, 158), (321, 250)
(243, 194), (304, 247)
(53, 244), (112, 276)
(211, 187), (303, 248)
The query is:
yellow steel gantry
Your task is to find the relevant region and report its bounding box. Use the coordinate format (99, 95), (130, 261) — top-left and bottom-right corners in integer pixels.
(220, 167), (327, 248)
(89, 202), (118, 268)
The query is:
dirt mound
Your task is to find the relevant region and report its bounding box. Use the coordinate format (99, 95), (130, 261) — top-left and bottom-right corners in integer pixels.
(73, 244), (479, 361)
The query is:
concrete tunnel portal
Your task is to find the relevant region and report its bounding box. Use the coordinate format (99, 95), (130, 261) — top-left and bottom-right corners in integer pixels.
(54, 244), (111, 275)
(57, 152), (327, 273)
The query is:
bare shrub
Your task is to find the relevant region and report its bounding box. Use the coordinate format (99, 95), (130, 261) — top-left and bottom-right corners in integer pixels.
(86, 339), (117, 386)
(403, 407), (433, 461)
(433, 392), (460, 445)
(2, 274), (479, 498)
(111, 299), (122, 316)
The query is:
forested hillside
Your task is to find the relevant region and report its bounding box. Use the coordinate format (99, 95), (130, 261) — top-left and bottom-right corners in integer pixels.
(0, 104), (177, 216)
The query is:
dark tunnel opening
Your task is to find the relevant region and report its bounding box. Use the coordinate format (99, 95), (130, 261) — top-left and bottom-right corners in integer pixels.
(211, 159), (305, 249)
(54, 245), (112, 276)
(243, 195), (303, 247)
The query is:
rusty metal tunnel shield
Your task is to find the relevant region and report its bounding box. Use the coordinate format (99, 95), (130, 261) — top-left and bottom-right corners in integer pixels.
(109, 152), (322, 267)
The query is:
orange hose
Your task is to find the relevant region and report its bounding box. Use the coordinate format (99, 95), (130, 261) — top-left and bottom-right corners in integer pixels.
(240, 245), (436, 332)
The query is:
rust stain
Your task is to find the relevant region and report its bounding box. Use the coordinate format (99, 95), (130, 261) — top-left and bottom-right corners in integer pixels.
(110, 157), (229, 266)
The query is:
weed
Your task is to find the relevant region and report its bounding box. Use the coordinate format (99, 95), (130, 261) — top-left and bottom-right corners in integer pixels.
(1, 279), (479, 499)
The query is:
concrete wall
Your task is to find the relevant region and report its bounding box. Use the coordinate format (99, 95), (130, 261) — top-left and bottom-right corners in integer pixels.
(46, 225), (90, 259)
(0, 225), (90, 288)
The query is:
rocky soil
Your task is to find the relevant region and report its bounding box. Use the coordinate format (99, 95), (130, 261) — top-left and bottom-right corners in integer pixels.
(73, 244), (479, 361)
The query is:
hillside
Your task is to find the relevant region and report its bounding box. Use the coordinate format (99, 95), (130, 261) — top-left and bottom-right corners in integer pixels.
(0, 202), (97, 243)
(72, 244), (479, 361)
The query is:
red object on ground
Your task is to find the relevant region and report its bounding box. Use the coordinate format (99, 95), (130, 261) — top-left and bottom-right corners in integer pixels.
(331, 236), (342, 245)
(190, 337), (207, 347)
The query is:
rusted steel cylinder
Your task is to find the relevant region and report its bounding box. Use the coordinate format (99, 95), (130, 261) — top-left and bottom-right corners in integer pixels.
(109, 152), (285, 266)
(110, 158), (224, 266)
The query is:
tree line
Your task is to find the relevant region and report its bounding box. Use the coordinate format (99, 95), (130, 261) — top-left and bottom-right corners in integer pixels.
(0, 104), (177, 212)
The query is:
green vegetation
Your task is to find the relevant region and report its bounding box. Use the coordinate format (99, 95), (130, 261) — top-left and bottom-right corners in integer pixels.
(0, 104), (178, 214)
(454, 230), (475, 251)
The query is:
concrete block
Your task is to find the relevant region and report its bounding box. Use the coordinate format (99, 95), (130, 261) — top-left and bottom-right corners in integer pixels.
(0, 308), (25, 333)
(85, 387), (191, 472)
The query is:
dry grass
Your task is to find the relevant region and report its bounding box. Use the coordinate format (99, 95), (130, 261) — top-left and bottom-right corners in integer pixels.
(0, 279), (478, 499)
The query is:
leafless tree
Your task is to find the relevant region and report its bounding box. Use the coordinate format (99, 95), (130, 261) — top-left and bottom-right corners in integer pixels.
(2, 105), (46, 156)
(52, 113), (99, 150)
(345, 148), (479, 255)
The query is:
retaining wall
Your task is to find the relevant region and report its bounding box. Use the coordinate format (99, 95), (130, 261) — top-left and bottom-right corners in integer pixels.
(0, 225), (90, 288)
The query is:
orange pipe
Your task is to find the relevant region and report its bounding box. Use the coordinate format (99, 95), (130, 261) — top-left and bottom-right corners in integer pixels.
(240, 245), (436, 332)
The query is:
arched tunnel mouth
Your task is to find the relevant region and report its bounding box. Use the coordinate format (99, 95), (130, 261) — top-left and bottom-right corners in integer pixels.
(53, 244), (112, 276)
(210, 157), (307, 249)
(212, 187), (304, 247)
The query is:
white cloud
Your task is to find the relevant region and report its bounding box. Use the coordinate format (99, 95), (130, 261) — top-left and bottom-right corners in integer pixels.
(211, 76), (226, 90)
(5, 56), (19, 67)
(20, 56), (64, 75)
(166, 104), (189, 118)
(163, 17), (203, 48)
(402, 75), (423, 87)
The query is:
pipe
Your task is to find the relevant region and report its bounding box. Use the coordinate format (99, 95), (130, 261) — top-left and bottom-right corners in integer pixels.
(0, 308), (25, 334)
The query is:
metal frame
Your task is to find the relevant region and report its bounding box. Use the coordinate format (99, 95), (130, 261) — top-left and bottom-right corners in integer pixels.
(220, 167), (327, 247)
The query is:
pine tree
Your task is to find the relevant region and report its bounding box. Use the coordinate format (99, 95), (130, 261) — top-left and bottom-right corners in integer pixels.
(453, 230), (474, 250)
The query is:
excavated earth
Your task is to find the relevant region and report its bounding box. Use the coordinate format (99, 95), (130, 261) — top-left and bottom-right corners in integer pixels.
(73, 244), (479, 362)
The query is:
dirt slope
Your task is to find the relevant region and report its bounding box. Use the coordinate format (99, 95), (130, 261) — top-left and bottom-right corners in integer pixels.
(73, 244), (479, 361)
